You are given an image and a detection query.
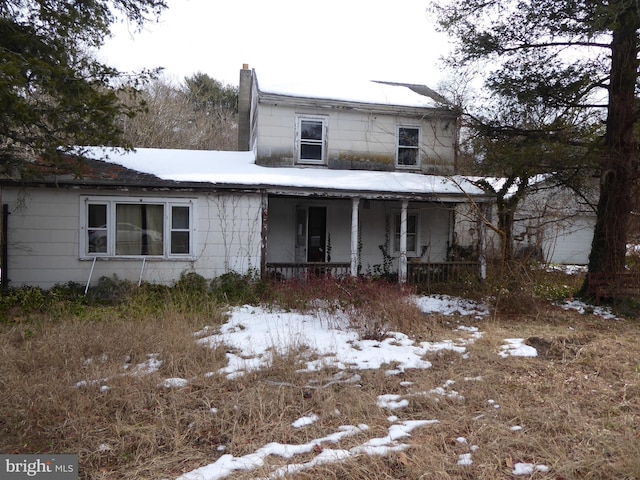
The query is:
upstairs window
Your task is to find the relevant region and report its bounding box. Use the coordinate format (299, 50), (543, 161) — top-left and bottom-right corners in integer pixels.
(397, 126), (420, 168)
(83, 197), (194, 258)
(297, 116), (327, 164)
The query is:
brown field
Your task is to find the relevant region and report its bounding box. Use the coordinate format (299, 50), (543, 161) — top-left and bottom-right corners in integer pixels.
(0, 272), (639, 480)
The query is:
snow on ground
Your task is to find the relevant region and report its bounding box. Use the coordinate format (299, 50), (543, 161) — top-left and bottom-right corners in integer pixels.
(560, 299), (619, 320)
(499, 338), (538, 358)
(76, 294), (614, 479)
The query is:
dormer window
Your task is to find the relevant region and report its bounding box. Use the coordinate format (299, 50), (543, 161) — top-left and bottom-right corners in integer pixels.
(296, 115), (327, 164)
(396, 126), (421, 168)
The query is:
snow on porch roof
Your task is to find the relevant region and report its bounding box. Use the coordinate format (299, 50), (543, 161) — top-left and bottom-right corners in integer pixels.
(84, 147), (488, 199)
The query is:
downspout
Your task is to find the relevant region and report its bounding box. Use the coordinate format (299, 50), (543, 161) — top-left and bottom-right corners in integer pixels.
(350, 197), (360, 277)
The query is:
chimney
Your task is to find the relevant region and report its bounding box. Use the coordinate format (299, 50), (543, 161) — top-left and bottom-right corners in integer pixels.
(237, 64), (252, 151)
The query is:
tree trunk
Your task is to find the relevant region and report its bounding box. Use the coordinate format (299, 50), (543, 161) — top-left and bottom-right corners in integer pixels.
(583, 6), (639, 293)
(497, 201), (515, 262)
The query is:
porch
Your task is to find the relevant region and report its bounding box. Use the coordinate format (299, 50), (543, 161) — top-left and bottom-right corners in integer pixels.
(263, 194), (488, 284)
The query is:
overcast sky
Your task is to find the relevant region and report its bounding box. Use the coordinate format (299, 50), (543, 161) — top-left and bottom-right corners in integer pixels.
(99, 0), (452, 89)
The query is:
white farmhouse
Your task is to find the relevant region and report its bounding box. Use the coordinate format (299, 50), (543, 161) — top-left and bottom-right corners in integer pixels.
(0, 66), (492, 289)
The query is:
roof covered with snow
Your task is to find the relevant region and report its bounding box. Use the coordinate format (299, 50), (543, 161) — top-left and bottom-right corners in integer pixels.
(80, 147), (489, 200)
(255, 71), (451, 109)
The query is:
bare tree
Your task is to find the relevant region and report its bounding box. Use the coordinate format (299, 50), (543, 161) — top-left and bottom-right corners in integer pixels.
(119, 75), (238, 150)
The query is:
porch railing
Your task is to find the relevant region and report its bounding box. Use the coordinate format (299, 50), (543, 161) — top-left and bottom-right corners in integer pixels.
(266, 261), (480, 285)
(266, 262), (351, 280)
(408, 261), (480, 286)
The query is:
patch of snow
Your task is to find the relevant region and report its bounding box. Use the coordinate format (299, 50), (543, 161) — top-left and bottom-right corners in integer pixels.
(512, 462), (550, 475)
(291, 414), (319, 428)
(560, 299), (618, 320)
(160, 377), (189, 389)
(413, 295), (489, 318)
(499, 338), (538, 358)
(377, 394), (409, 410)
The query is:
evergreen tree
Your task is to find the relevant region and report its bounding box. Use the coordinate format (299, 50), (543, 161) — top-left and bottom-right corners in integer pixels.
(0, 0), (167, 173)
(433, 0), (640, 285)
(184, 72), (238, 115)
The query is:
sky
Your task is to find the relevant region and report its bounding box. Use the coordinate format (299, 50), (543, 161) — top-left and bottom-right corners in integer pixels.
(76, 291), (617, 480)
(98, 0), (453, 89)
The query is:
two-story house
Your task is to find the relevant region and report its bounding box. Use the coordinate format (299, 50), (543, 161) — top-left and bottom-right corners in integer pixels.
(0, 66), (492, 289)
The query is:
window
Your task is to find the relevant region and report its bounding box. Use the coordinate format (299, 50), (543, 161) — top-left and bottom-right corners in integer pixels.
(394, 213), (418, 255)
(170, 206), (190, 254)
(83, 197), (194, 258)
(397, 126), (420, 168)
(297, 116), (327, 164)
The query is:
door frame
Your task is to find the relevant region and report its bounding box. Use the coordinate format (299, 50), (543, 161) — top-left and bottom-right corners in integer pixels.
(295, 205), (327, 262)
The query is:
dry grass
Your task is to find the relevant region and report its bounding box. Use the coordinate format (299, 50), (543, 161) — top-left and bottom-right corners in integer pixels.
(0, 276), (639, 480)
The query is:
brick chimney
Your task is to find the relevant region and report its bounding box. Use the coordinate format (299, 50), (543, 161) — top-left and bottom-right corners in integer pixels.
(237, 64), (252, 151)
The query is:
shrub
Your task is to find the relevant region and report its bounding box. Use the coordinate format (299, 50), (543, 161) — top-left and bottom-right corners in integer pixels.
(211, 271), (265, 305)
(86, 275), (137, 305)
(174, 271), (209, 295)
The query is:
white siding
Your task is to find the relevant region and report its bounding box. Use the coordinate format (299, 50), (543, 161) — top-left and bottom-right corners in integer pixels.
(540, 215), (595, 265)
(2, 187), (262, 289)
(256, 103), (456, 174)
(453, 185), (596, 265)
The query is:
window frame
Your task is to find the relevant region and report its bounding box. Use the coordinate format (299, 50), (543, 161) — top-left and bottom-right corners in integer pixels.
(393, 211), (419, 256)
(295, 115), (328, 165)
(80, 196), (195, 259)
(396, 125), (421, 169)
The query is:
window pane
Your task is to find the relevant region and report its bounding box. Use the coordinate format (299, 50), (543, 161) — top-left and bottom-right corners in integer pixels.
(115, 204), (163, 255)
(172, 206), (189, 229)
(88, 231), (107, 253)
(399, 127), (419, 146)
(171, 231), (190, 254)
(301, 120), (323, 140)
(407, 235), (416, 252)
(88, 204), (107, 253)
(398, 148), (418, 166)
(407, 215), (416, 233)
(88, 204), (106, 228)
(171, 206), (190, 254)
(301, 143), (323, 160)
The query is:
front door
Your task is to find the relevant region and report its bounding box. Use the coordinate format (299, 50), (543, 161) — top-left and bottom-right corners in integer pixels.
(295, 206), (326, 262)
(307, 206), (326, 262)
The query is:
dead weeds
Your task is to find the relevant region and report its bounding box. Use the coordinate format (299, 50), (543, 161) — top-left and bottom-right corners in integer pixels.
(0, 283), (639, 479)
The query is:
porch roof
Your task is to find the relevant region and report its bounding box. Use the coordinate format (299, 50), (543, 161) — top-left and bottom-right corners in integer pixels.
(82, 147), (492, 202)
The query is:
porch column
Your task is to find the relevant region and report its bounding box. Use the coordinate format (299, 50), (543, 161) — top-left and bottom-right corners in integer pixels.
(477, 201), (487, 282)
(260, 191), (268, 279)
(399, 200), (408, 283)
(350, 197), (360, 277)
